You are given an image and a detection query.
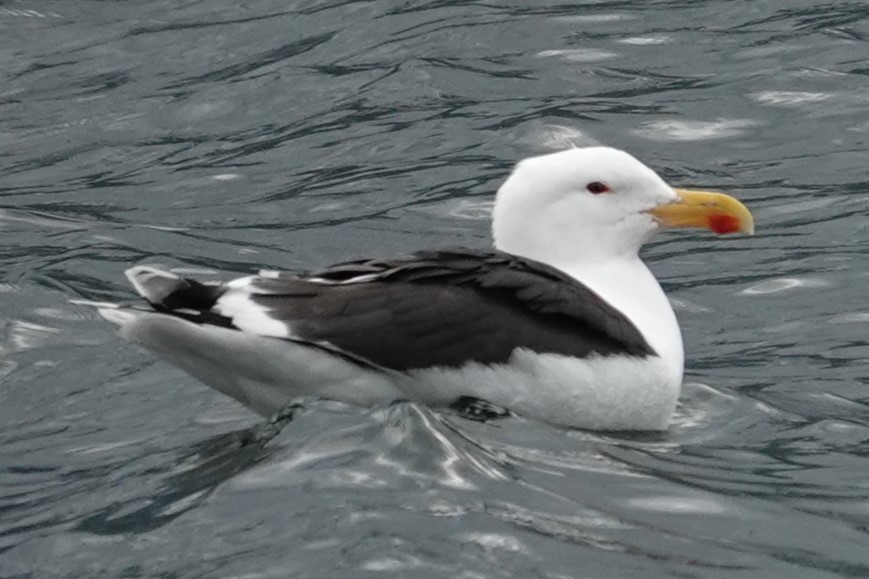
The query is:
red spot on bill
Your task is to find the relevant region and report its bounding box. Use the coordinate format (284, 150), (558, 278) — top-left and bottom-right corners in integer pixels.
(708, 214), (741, 234)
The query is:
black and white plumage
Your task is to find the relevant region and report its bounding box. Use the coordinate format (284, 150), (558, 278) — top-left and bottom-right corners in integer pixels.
(97, 147), (753, 430)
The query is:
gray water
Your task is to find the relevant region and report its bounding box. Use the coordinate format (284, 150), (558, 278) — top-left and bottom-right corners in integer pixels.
(2, 1), (868, 577)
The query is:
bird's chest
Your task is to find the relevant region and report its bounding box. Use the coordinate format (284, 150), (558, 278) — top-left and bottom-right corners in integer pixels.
(401, 348), (681, 430)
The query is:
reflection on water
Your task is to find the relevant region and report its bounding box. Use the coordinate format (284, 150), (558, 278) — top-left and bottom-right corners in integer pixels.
(2, 0), (869, 576)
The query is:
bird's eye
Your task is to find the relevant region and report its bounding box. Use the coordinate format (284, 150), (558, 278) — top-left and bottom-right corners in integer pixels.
(586, 181), (610, 194)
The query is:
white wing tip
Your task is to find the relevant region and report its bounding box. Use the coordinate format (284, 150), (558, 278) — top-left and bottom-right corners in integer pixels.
(125, 266), (180, 302)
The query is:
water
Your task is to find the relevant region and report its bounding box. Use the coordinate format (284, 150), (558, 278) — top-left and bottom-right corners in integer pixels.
(2, 1), (868, 576)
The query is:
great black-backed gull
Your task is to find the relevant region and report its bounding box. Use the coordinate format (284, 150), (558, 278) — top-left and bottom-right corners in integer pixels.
(95, 147), (753, 431)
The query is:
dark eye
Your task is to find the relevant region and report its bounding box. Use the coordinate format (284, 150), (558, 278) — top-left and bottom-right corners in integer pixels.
(586, 181), (610, 194)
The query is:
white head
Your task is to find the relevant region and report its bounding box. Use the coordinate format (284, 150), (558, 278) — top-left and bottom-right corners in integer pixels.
(492, 146), (753, 267)
(493, 147), (674, 265)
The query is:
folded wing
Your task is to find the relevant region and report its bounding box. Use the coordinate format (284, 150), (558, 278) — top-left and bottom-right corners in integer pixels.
(127, 248), (655, 372)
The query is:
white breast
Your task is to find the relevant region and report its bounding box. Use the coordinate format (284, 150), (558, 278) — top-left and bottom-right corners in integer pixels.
(559, 257), (685, 382)
(401, 349), (679, 430)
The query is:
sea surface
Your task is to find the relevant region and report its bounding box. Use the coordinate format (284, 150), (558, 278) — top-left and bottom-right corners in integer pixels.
(2, 1), (868, 577)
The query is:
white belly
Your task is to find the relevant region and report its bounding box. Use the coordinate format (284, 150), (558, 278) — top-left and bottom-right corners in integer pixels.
(104, 308), (680, 431)
(404, 348), (679, 431)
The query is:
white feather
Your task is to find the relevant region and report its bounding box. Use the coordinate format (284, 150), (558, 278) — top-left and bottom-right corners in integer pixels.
(98, 308), (676, 429)
(103, 309), (401, 415)
(125, 266), (182, 303)
(403, 350), (677, 431)
(213, 278), (292, 338)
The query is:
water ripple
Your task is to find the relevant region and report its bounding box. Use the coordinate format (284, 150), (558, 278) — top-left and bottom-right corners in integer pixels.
(634, 119), (759, 142)
(2, 0), (869, 576)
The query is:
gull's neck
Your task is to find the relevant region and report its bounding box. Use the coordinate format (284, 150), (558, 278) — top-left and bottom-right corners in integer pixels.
(557, 256), (684, 374)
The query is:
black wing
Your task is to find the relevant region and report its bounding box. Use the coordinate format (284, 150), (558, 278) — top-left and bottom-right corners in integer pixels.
(135, 248), (654, 371)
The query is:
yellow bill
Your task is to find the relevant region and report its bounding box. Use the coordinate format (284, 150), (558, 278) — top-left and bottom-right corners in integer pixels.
(649, 189), (754, 235)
